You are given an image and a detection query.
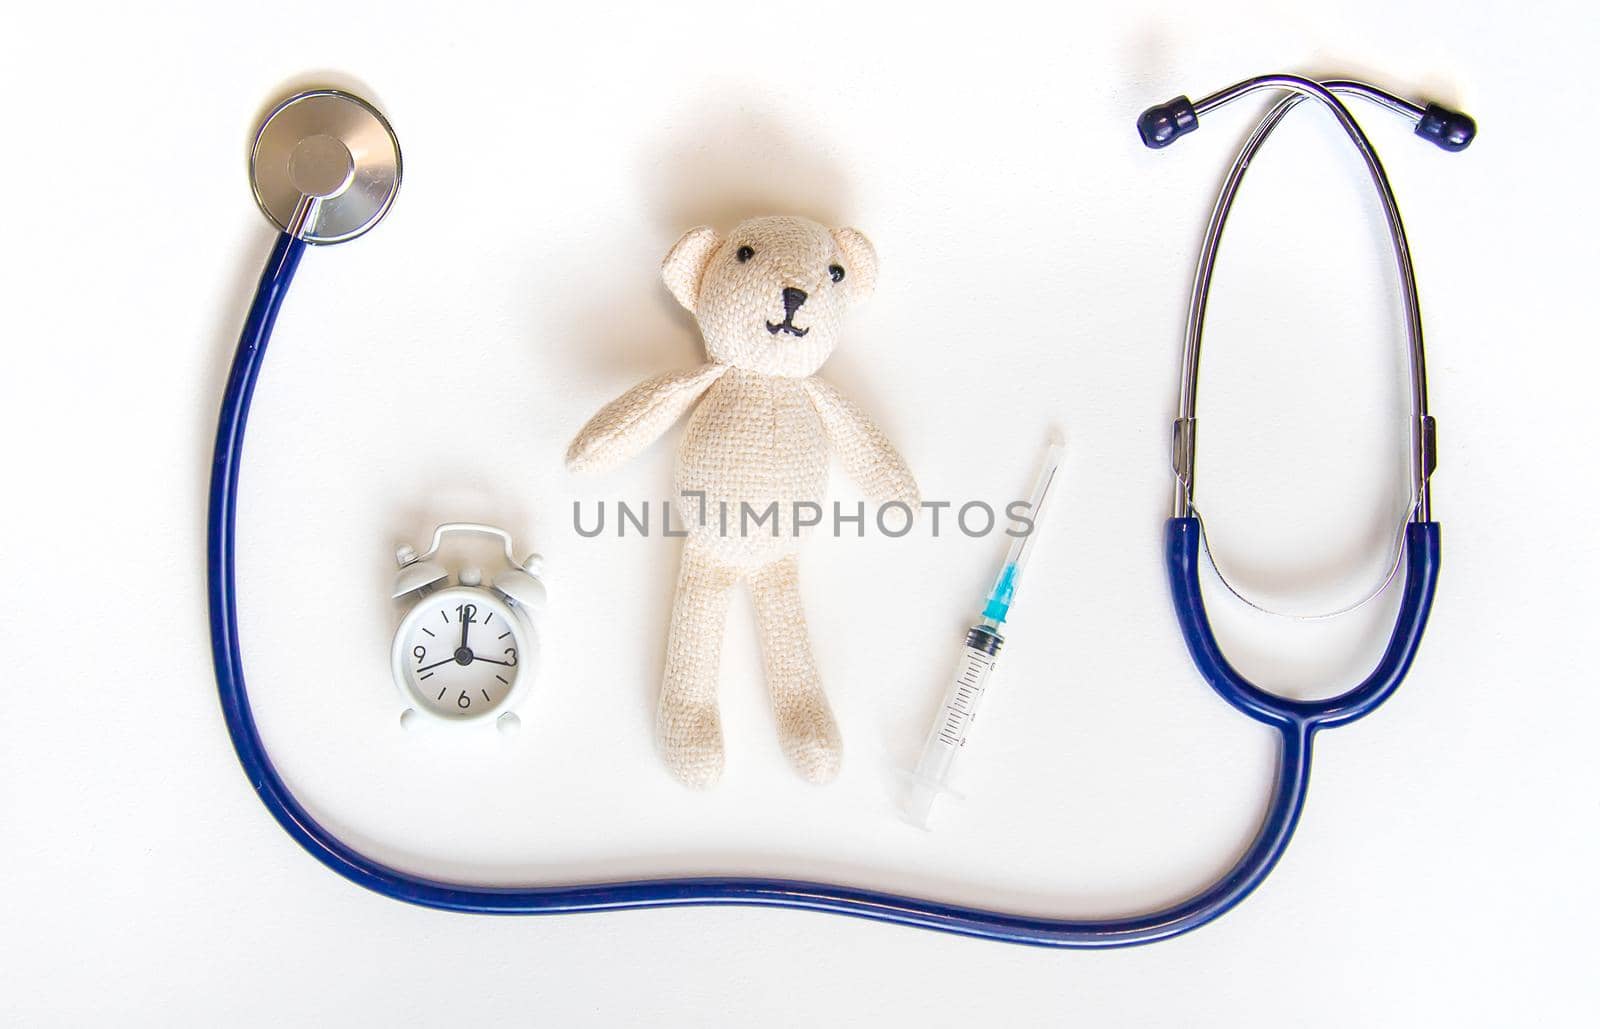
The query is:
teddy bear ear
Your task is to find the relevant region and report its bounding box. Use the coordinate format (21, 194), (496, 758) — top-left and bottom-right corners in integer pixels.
(832, 227), (878, 299)
(661, 226), (721, 312)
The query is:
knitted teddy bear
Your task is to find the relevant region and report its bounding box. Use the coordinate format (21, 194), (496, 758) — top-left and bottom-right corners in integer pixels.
(566, 215), (918, 787)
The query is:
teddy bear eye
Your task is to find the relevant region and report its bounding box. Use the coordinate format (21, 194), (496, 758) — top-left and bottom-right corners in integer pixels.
(829, 264), (845, 283)
(736, 245), (755, 263)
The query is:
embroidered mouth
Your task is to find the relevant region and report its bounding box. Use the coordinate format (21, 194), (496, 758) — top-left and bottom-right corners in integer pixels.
(766, 319), (810, 338)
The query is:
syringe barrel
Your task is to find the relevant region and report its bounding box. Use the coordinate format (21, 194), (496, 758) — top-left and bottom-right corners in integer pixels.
(913, 625), (1004, 783)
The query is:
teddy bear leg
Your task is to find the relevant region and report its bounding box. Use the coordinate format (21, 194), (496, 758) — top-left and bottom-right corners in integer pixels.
(749, 554), (842, 784)
(657, 540), (740, 788)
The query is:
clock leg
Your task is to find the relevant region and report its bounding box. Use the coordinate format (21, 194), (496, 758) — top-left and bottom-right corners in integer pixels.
(657, 539), (739, 788)
(750, 554), (841, 785)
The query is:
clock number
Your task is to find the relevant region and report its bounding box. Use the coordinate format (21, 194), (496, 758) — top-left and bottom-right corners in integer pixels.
(504, 647), (517, 666)
(413, 645), (426, 664)
(456, 603), (478, 624)
(457, 691), (471, 710)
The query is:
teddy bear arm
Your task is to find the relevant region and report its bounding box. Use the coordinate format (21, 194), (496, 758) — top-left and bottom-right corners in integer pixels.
(801, 377), (919, 509)
(566, 363), (728, 474)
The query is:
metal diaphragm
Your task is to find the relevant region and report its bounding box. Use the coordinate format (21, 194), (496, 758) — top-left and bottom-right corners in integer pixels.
(250, 89), (402, 245)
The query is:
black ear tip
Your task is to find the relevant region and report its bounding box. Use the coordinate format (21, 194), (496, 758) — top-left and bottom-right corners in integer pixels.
(1138, 95), (1198, 148)
(1415, 103), (1476, 152)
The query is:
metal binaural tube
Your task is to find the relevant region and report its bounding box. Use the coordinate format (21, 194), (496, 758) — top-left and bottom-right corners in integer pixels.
(1167, 75), (1443, 523)
(1189, 76), (1427, 122)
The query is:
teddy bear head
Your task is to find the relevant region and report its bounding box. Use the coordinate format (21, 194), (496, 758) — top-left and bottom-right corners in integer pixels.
(660, 215), (878, 378)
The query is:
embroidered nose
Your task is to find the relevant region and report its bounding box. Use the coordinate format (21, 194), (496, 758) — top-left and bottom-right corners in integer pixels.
(782, 287), (808, 314)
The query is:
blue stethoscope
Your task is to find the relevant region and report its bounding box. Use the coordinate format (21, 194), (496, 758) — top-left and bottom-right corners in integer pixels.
(209, 74), (1470, 947)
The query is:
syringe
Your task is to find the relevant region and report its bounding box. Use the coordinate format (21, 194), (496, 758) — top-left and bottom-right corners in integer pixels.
(904, 436), (1065, 829)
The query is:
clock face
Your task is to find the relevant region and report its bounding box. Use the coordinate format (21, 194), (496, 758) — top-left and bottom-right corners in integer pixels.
(394, 587), (527, 720)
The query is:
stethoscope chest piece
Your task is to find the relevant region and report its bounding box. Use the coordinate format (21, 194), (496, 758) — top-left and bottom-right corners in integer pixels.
(250, 89), (401, 244)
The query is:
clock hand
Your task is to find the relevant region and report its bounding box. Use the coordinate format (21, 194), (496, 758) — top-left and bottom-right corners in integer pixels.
(416, 656), (457, 673)
(460, 610), (470, 651)
(472, 655), (514, 667)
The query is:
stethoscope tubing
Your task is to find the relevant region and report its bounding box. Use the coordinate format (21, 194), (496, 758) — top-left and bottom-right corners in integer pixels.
(1168, 519), (1440, 730)
(205, 230), (1433, 947)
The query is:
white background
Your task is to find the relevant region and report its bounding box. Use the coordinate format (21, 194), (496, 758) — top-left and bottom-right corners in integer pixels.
(3, 1), (1596, 1024)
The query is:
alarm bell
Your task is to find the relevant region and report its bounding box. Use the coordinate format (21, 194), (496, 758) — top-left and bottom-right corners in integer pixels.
(492, 553), (547, 611)
(392, 542), (448, 598)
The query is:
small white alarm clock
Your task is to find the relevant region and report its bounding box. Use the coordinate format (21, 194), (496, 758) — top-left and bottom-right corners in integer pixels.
(390, 523), (545, 731)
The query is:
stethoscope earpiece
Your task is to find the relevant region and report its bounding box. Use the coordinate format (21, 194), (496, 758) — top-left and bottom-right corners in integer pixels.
(1137, 95), (1198, 148)
(1416, 103), (1477, 151)
(1139, 86), (1476, 155)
